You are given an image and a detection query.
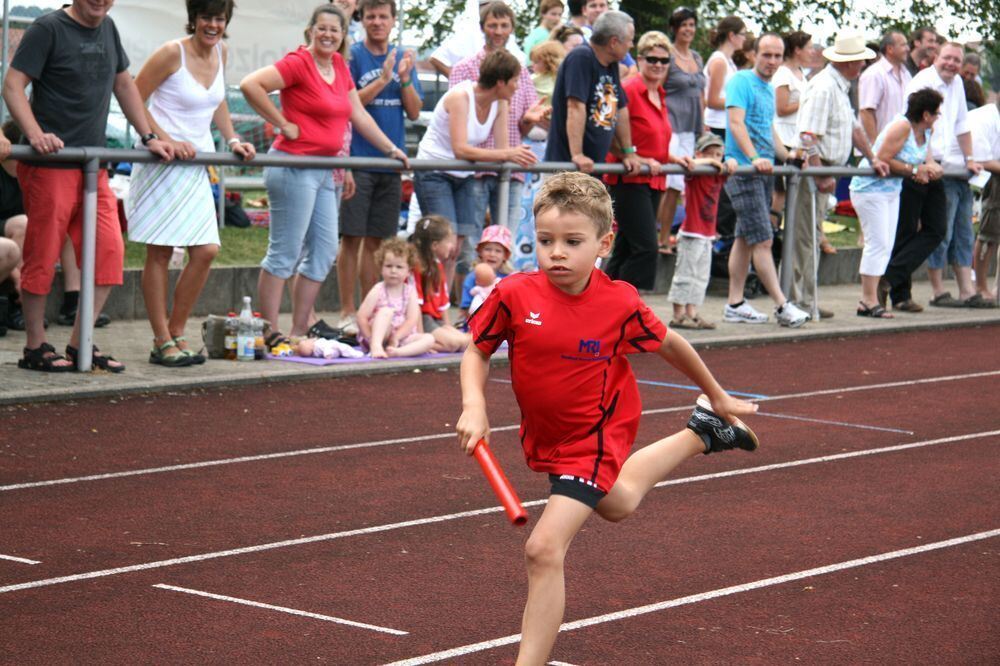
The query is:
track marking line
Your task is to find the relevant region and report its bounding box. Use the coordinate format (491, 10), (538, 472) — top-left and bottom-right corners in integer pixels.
(1, 429), (996, 597)
(6, 369), (997, 493)
(0, 554), (41, 565)
(384, 528), (1000, 665)
(152, 583), (407, 635)
(754, 411), (915, 435)
(637, 379), (769, 399)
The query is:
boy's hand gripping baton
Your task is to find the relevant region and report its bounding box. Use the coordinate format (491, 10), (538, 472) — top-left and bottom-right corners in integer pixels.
(473, 439), (528, 526)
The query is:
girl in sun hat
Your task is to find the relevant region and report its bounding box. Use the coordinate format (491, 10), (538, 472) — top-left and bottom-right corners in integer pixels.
(460, 224), (514, 314)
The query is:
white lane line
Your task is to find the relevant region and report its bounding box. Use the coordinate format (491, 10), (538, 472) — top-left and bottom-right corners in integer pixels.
(1, 429), (996, 597)
(153, 583), (407, 635)
(385, 528), (1000, 665)
(0, 426), (521, 492)
(755, 411), (915, 435)
(7, 369), (997, 493)
(0, 554), (41, 565)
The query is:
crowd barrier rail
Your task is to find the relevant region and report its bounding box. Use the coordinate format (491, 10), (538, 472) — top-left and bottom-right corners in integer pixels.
(7, 145), (972, 370)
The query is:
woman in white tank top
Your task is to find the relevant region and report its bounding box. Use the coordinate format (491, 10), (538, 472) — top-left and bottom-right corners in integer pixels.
(414, 49), (537, 288)
(703, 16), (746, 135)
(128, 3), (256, 367)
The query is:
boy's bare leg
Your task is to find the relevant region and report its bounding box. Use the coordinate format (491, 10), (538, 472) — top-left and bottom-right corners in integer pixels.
(596, 430), (704, 523)
(517, 495), (593, 666)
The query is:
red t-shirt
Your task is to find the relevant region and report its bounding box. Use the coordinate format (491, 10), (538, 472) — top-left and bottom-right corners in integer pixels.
(272, 47), (355, 156)
(680, 174), (726, 238)
(604, 75), (672, 190)
(468, 270), (668, 492)
(413, 260), (450, 320)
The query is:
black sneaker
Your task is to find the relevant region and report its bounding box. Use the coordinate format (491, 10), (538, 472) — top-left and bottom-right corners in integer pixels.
(686, 394), (759, 454)
(307, 318), (341, 340)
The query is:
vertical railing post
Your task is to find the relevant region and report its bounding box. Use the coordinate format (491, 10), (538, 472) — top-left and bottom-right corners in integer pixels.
(216, 137), (226, 228)
(77, 156), (99, 372)
(1, 0), (10, 124)
(779, 169), (800, 297)
(495, 165), (511, 230)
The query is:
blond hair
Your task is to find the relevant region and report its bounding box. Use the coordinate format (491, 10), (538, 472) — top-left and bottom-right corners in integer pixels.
(533, 172), (613, 236)
(530, 40), (566, 76)
(374, 236), (415, 270)
(637, 30), (672, 56)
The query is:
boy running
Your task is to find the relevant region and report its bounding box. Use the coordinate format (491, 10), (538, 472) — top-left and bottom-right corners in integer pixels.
(457, 172), (759, 664)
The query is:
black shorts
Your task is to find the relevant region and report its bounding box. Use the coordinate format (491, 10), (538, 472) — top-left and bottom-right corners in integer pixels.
(549, 474), (606, 509)
(339, 170), (402, 238)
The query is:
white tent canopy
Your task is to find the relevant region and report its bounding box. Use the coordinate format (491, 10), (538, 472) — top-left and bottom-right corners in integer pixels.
(111, 0), (326, 83)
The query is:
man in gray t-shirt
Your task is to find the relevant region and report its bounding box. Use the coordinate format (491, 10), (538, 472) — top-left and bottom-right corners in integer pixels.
(2, 1), (172, 372)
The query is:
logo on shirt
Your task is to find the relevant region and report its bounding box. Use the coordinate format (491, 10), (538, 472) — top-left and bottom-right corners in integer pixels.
(525, 311), (542, 326)
(578, 339), (602, 356)
(590, 78), (619, 130)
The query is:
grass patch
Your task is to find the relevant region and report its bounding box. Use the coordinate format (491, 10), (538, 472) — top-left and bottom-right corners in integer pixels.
(826, 213), (861, 249)
(124, 225), (270, 269)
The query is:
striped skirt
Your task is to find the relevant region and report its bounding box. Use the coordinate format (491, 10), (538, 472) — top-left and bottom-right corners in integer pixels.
(126, 162), (220, 247)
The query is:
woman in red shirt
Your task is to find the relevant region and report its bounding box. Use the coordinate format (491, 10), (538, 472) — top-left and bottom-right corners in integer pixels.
(241, 4), (407, 347)
(605, 31), (693, 290)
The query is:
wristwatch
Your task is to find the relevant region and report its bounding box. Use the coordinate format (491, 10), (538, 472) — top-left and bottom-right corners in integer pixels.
(911, 164), (919, 178)
(140, 132), (158, 146)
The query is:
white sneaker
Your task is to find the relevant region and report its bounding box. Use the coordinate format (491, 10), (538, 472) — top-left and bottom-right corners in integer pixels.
(775, 301), (809, 328)
(723, 301), (769, 324)
(336, 315), (359, 336)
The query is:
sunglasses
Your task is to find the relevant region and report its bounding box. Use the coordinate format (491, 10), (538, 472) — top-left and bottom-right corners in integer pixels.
(641, 56), (670, 65)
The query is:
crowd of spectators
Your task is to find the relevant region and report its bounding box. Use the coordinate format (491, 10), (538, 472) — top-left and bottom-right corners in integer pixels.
(0, 0), (996, 373)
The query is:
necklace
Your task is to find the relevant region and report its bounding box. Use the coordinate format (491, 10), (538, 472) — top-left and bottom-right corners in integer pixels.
(311, 52), (333, 75)
(672, 47), (693, 61)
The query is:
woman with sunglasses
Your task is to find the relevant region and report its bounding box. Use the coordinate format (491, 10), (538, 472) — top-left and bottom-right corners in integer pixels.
(605, 31), (694, 290)
(657, 5), (705, 255)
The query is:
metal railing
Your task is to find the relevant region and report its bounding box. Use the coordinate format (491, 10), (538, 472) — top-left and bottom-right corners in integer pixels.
(7, 145), (972, 370)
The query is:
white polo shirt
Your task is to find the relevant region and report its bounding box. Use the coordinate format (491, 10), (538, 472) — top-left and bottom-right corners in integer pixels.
(905, 65), (970, 168)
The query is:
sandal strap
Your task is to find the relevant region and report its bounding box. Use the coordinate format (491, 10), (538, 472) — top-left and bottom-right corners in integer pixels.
(155, 339), (179, 352)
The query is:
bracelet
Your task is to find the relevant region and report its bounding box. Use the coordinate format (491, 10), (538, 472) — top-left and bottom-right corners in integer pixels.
(401, 80), (412, 88)
(621, 145), (637, 154)
(227, 137), (241, 147)
(750, 153), (761, 161)
(965, 155), (975, 162)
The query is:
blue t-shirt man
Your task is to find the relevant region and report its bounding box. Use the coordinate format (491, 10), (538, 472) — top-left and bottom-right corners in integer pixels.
(724, 69), (775, 165)
(545, 43), (628, 163)
(349, 41), (423, 169)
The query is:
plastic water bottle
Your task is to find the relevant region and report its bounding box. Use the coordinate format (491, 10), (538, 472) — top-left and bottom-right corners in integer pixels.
(252, 312), (265, 360)
(224, 311), (238, 360)
(237, 296), (255, 362)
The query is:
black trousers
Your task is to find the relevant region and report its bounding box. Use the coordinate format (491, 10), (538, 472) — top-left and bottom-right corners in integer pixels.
(884, 178), (947, 304)
(607, 183), (661, 290)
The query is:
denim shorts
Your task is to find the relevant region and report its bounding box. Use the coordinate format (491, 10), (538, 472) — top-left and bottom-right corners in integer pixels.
(413, 170), (482, 239)
(725, 175), (775, 246)
(261, 150), (340, 282)
(471, 176), (525, 231)
(928, 179), (974, 269)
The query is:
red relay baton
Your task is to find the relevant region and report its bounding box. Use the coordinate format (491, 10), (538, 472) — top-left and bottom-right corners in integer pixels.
(473, 439), (528, 526)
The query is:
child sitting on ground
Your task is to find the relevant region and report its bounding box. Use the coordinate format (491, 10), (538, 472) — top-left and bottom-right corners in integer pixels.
(457, 172), (759, 665)
(410, 215), (470, 353)
(460, 224), (513, 316)
(355, 237), (435, 359)
(468, 263), (498, 315)
(667, 133), (737, 329)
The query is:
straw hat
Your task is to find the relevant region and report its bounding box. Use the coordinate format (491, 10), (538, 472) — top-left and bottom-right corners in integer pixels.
(822, 31), (876, 62)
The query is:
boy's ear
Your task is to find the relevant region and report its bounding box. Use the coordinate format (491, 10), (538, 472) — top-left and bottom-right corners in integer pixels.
(597, 230), (614, 258)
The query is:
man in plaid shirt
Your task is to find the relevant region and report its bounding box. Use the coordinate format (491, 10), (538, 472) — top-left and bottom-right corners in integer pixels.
(449, 1), (546, 252)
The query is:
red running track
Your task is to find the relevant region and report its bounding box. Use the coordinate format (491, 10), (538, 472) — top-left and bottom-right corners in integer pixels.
(1, 325), (998, 663)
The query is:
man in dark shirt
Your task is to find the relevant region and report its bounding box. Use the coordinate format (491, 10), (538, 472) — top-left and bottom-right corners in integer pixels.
(544, 10), (641, 175)
(2, 0), (172, 372)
